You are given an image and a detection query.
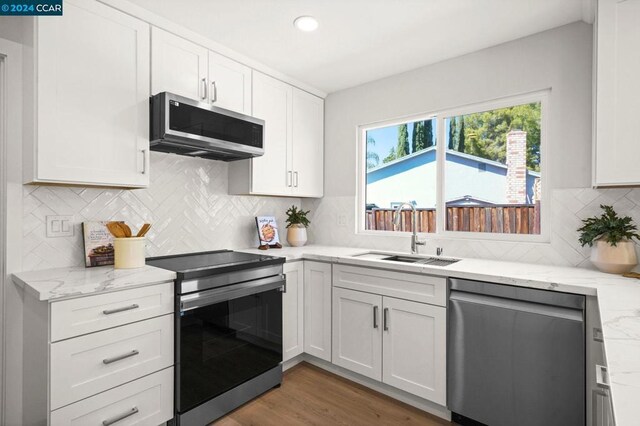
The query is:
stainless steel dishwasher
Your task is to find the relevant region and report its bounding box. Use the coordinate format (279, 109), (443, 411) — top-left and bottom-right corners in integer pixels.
(447, 278), (585, 426)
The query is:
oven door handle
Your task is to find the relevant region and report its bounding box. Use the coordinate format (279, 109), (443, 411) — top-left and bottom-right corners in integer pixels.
(180, 275), (285, 312)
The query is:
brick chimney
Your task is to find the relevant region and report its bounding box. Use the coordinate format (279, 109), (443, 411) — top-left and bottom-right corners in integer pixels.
(506, 130), (527, 204)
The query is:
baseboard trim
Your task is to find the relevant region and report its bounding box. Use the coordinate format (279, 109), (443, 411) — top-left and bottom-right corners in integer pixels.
(299, 354), (451, 422)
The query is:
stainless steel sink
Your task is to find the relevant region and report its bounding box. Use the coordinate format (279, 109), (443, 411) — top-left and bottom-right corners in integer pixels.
(381, 255), (460, 267)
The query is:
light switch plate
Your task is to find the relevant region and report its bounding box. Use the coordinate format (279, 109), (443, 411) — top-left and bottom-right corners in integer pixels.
(46, 215), (74, 238)
(337, 214), (347, 227)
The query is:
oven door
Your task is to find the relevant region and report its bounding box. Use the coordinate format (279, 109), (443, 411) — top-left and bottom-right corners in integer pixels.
(176, 275), (284, 415)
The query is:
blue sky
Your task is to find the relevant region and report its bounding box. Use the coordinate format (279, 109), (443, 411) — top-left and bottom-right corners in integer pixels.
(366, 119), (439, 163)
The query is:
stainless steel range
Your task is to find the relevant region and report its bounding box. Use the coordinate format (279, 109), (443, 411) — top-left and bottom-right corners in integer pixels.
(147, 250), (286, 426)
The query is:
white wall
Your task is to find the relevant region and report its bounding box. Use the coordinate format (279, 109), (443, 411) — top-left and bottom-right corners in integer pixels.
(302, 22), (640, 268)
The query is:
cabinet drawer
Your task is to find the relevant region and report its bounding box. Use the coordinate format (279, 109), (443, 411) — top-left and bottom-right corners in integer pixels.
(51, 282), (173, 342)
(333, 265), (446, 307)
(50, 314), (173, 409)
(50, 367), (173, 425)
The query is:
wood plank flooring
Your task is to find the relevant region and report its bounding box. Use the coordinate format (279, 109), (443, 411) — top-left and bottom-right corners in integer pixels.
(213, 362), (453, 426)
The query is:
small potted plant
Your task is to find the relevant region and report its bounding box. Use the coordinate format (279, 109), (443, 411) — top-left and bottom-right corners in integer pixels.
(578, 205), (640, 274)
(285, 205), (310, 247)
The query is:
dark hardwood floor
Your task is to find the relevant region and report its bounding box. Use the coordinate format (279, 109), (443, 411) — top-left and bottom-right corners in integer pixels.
(213, 362), (453, 426)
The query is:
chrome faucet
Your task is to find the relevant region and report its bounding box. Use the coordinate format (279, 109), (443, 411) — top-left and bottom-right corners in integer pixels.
(393, 202), (426, 254)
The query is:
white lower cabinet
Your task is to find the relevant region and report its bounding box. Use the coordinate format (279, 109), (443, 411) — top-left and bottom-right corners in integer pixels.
(332, 287), (382, 380)
(50, 314), (174, 409)
(332, 285), (446, 404)
(382, 297), (446, 404)
(21, 281), (175, 425)
(283, 261), (304, 361)
(50, 367), (173, 426)
(303, 261), (332, 361)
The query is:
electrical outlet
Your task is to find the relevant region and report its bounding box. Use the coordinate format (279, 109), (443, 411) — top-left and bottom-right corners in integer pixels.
(46, 215), (74, 238)
(337, 214), (347, 227)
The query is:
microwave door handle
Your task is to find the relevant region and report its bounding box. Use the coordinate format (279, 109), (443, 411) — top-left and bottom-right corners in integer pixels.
(180, 275), (285, 312)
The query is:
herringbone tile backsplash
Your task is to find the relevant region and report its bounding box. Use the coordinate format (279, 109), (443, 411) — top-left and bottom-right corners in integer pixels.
(22, 151), (640, 271)
(23, 152), (299, 271)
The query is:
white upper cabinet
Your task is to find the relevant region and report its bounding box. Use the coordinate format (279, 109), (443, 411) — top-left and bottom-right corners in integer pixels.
(151, 27), (208, 101)
(292, 88), (324, 197)
(248, 71), (292, 195)
(594, 0), (640, 186)
(208, 51), (252, 115)
(30, 0), (150, 187)
(229, 71), (324, 197)
(151, 28), (251, 115)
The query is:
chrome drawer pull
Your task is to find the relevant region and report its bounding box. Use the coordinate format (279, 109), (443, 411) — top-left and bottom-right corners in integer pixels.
(102, 407), (139, 426)
(102, 304), (139, 315)
(373, 305), (379, 329)
(103, 350), (139, 365)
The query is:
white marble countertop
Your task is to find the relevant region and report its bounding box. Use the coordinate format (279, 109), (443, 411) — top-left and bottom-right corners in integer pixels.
(240, 245), (640, 426)
(12, 265), (177, 302)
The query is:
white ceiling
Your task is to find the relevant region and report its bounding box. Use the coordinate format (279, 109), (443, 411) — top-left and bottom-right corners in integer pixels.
(128, 0), (592, 93)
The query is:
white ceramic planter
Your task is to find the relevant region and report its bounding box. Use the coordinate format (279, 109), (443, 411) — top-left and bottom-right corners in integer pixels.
(287, 225), (308, 247)
(590, 240), (638, 274)
(113, 237), (146, 269)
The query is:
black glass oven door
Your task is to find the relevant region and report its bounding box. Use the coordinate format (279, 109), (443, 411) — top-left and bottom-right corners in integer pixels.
(177, 280), (283, 414)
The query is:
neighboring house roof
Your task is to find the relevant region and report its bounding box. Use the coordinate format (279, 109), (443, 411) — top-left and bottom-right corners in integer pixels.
(367, 146), (541, 178)
(446, 195), (496, 206)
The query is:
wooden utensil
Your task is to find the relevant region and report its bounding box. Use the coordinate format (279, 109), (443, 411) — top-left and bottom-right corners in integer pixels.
(622, 271), (640, 279)
(120, 222), (132, 237)
(136, 223), (151, 237)
(106, 222), (126, 238)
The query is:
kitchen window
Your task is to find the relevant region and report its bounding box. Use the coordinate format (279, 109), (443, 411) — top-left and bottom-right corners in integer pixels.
(358, 91), (548, 240)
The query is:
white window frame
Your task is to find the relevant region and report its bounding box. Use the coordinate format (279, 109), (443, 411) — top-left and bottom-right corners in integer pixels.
(356, 90), (551, 243)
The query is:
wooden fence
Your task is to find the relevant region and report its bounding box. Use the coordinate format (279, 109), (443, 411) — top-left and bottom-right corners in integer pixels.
(365, 203), (540, 234)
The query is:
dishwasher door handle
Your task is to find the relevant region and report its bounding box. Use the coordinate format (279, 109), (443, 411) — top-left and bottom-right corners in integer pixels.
(449, 290), (583, 322)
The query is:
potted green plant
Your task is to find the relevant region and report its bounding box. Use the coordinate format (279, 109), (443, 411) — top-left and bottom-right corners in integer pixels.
(285, 205), (310, 247)
(578, 205), (640, 273)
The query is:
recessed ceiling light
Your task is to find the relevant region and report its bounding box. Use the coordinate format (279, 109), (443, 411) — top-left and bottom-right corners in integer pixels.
(294, 16), (319, 32)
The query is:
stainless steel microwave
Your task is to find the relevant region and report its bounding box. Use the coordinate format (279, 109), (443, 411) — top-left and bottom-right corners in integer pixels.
(149, 92), (264, 161)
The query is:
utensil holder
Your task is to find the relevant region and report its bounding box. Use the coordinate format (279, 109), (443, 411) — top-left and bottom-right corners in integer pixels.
(114, 237), (146, 269)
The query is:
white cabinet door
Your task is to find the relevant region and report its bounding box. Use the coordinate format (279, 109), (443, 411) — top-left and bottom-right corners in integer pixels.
(208, 51), (252, 114)
(332, 287), (382, 380)
(34, 0), (150, 187)
(291, 88), (324, 197)
(382, 297), (446, 404)
(283, 261), (304, 362)
(303, 261), (332, 361)
(151, 27), (208, 100)
(594, 0), (640, 186)
(249, 71), (292, 195)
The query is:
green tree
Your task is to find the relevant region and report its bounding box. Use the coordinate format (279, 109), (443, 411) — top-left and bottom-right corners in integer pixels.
(366, 136), (380, 170)
(448, 117), (457, 150)
(397, 124), (410, 158)
(424, 120), (434, 148)
(461, 102), (541, 171)
(458, 118), (465, 153)
(412, 122), (426, 152)
(383, 147), (397, 164)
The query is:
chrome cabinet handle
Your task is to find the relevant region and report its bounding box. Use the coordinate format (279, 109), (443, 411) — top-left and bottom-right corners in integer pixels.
(383, 308), (389, 331)
(373, 305), (379, 329)
(103, 304), (139, 315)
(102, 407), (139, 426)
(596, 364), (610, 389)
(103, 350), (139, 365)
(211, 81), (217, 103)
(201, 78), (208, 100)
(293, 171), (299, 187)
(287, 171), (293, 187)
(141, 150), (147, 174)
